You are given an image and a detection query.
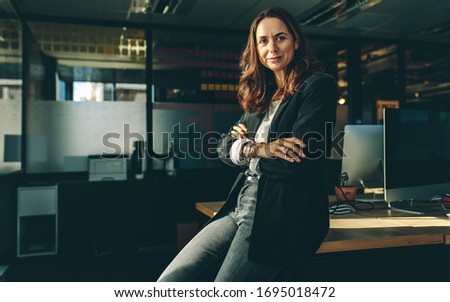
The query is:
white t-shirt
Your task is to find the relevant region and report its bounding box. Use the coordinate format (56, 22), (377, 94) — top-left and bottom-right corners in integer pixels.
(230, 99), (282, 175)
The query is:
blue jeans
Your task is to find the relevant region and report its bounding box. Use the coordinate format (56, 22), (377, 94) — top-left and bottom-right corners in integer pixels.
(157, 177), (283, 281)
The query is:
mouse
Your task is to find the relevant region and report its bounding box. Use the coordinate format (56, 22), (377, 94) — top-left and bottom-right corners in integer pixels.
(447, 213), (450, 218)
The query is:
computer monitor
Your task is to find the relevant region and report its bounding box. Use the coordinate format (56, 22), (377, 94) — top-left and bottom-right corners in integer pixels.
(383, 108), (450, 205)
(341, 125), (384, 189)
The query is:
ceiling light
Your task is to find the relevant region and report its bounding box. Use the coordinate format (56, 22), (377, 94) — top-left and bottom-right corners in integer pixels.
(128, 0), (181, 18)
(298, 0), (382, 27)
(146, 0), (182, 15)
(129, 0), (149, 14)
(338, 97), (346, 105)
(337, 79), (348, 88)
(421, 20), (450, 36)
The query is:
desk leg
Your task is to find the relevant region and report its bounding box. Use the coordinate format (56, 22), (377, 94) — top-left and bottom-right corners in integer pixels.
(177, 222), (199, 252)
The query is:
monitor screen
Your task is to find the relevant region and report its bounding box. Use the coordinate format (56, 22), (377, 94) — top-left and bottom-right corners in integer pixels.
(341, 125), (383, 189)
(383, 108), (450, 202)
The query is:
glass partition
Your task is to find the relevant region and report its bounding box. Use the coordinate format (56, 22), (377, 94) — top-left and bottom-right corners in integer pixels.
(151, 30), (245, 170)
(29, 22), (147, 102)
(313, 40), (347, 159)
(405, 46), (450, 111)
(25, 22), (147, 173)
(361, 43), (399, 124)
(0, 15), (22, 174)
(152, 30), (245, 104)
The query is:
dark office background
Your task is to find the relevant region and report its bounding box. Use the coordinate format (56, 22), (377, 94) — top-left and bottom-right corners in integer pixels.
(1, 0), (450, 281)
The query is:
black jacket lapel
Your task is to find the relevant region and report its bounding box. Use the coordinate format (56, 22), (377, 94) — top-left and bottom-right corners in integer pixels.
(246, 112), (264, 139)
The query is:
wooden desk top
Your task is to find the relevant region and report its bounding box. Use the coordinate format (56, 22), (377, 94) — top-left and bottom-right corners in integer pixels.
(195, 201), (450, 254)
(196, 202), (224, 218)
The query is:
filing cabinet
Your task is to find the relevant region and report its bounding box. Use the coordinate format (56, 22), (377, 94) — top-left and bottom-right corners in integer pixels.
(17, 186), (58, 257)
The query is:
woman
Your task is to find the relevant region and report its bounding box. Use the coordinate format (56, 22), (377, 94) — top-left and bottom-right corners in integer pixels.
(158, 6), (337, 282)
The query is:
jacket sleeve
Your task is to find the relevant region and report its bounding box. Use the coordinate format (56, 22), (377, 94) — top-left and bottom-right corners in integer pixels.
(259, 75), (337, 179)
(217, 112), (250, 168)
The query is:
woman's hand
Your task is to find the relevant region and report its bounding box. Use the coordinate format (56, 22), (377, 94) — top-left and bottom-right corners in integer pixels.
(231, 123), (248, 139)
(257, 137), (306, 162)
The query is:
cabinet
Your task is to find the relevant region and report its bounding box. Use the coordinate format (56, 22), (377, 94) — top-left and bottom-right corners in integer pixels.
(17, 186), (58, 257)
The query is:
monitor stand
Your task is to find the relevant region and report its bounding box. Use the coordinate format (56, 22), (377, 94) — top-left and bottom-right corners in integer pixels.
(388, 200), (441, 215)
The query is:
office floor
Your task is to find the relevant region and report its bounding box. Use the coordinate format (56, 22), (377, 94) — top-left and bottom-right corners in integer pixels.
(5, 242), (450, 281)
(5, 247), (177, 282)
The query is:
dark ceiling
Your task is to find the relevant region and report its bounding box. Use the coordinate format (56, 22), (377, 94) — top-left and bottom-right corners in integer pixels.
(4, 0), (450, 43)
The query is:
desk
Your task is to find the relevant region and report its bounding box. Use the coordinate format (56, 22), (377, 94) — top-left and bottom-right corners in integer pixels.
(196, 201), (223, 218)
(195, 201), (450, 253)
(196, 201), (450, 281)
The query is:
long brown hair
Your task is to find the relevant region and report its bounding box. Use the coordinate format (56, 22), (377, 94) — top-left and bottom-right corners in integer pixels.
(238, 7), (323, 113)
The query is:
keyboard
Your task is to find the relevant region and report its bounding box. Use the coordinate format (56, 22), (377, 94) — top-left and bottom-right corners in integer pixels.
(389, 200), (442, 215)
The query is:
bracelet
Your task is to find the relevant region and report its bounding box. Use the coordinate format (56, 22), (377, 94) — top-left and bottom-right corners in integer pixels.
(242, 141), (260, 160)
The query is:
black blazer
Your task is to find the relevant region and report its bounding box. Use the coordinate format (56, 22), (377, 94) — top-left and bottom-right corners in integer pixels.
(216, 73), (337, 266)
